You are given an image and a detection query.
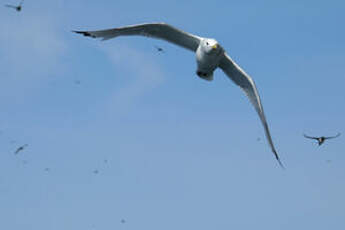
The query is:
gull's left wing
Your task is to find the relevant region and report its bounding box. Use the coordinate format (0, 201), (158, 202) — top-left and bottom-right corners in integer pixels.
(219, 53), (284, 168)
(324, 133), (341, 140)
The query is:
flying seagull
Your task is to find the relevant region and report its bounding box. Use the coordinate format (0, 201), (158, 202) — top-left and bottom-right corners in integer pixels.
(4, 0), (24, 12)
(14, 144), (28, 154)
(73, 22), (284, 168)
(304, 133), (341, 146)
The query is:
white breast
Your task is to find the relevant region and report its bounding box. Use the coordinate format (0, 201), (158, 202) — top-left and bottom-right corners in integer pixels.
(195, 41), (224, 81)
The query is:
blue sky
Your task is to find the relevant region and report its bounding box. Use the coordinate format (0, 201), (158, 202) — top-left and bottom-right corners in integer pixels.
(1, 0), (345, 229)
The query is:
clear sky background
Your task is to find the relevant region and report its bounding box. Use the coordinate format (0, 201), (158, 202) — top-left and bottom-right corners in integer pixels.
(1, 0), (345, 229)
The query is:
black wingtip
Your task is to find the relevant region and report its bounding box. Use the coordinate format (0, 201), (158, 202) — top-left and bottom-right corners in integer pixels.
(72, 30), (96, 38)
(273, 150), (285, 170)
(276, 156), (285, 170)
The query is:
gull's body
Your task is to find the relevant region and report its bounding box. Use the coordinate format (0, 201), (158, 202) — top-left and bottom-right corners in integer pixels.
(74, 23), (283, 167)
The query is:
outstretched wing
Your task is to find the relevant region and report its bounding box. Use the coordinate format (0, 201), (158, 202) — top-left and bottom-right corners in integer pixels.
(303, 134), (319, 140)
(5, 4), (16, 9)
(73, 22), (202, 52)
(219, 53), (284, 168)
(324, 133), (341, 140)
(14, 147), (21, 154)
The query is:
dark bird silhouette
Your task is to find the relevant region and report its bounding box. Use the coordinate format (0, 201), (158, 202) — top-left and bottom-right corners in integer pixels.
(303, 133), (341, 146)
(4, 0), (24, 12)
(154, 45), (165, 53)
(14, 144), (28, 154)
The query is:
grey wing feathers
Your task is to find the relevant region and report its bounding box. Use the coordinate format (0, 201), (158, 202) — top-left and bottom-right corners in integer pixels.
(219, 53), (284, 168)
(325, 133), (341, 140)
(73, 23), (202, 52)
(5, 4), (16, 8)
(303, 134), (318, 140)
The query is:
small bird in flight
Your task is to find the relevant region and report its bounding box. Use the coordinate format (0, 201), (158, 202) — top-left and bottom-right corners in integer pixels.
(303, 133), (341, 146)
(4, 0), (24, 12)
(154, 45), (165, 53)
(14, 144), (28, 154)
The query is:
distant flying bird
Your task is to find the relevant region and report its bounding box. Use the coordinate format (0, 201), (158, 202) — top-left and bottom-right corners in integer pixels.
(14, 144), (28, 154)
(121, 219), (126, 224)
(4, 0), (24, 12)
(93, 169), (99, 174)
(154, 45), (165, 53)
(303, 133), (341, 146)
(73, 22), (284, 168)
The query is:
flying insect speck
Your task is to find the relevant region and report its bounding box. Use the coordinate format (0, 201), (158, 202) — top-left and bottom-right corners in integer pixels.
(14, 144), (28, 154)
(154, 45), (165, 53)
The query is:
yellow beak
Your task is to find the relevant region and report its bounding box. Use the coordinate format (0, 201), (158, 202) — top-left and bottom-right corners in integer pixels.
(212, 44), (218, 49)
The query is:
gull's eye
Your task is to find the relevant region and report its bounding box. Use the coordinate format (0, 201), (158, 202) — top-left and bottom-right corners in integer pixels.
(206, 42), (209, 45)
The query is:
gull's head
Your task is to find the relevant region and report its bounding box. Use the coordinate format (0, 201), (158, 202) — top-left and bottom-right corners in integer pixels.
(202, 38), (219, 53)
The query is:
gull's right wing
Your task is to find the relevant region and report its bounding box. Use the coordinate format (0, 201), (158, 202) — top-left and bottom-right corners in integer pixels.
(73, 22), (202, 52)
(303, 134), (319, 140)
